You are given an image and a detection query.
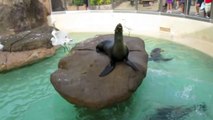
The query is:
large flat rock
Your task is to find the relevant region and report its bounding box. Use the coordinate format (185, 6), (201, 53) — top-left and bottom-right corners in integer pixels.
(51, 34), (148, 109)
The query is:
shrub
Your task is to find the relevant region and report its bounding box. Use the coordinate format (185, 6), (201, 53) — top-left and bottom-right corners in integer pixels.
(90, 0), (111, 5)
(73, 0), (84, 6)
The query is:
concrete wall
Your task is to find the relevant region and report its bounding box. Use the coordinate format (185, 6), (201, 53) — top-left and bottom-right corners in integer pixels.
(48, 11), (213, 57)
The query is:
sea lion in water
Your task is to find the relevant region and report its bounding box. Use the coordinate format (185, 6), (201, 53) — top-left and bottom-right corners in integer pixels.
(149, 48), (173, 62)
(96, 23), (138, 77)
(148, 103), (207, 120)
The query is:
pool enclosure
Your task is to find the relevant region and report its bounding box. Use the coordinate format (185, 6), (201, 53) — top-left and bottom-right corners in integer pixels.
(42, 0), (213, 22)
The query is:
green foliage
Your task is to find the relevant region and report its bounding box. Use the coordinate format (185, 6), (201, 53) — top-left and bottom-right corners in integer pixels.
(89, 0), (97, 5)
(67, 0), (75, 5)
(90, 0), (111, 5)
(73, 0), (84, 6)
(105, 0), (111, 4)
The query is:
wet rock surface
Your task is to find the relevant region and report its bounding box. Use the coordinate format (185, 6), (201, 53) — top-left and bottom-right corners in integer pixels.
(0, 47), (57, 72)
(0, 25), (54, 52)
(51, 34), (148, 109)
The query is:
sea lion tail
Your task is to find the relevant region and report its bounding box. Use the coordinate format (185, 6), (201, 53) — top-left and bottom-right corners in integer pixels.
(124, 59), (139, 71)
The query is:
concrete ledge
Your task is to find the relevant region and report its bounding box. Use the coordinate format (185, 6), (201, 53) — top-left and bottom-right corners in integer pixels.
(48, 11), (213, 57)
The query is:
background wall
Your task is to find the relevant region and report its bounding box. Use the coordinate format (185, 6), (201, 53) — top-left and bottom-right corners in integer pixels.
(49, 11), (213, 57)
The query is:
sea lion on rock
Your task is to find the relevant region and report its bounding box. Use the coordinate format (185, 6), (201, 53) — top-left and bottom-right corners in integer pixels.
(96, 23), (138, 77)
(149, 48), (173, 62)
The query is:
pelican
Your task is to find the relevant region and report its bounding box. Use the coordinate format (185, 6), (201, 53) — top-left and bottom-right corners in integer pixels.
(51, 29), (73, 52)
(0, 42), (3, 51)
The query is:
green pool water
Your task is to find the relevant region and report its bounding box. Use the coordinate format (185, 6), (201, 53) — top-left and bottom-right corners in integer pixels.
(0, 33), (213, 120)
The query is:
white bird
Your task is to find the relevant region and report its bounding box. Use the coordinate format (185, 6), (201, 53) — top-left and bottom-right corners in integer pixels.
(121, 19), (132, 36)
(111, 15), (132, 36)
(0, 42), (4, 51)
(51, 17), (56, 28)
(51, 29), (73, 52)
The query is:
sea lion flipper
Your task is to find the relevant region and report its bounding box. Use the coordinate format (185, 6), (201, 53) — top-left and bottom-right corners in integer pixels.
(124, 59), (138, 71)
(161, 58), (173, 61)
(99, 62), (115, 77)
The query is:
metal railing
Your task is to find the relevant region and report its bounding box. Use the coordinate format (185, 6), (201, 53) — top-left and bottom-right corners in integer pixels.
(50, 0), (212, 22)
(0, 0), (211, 23)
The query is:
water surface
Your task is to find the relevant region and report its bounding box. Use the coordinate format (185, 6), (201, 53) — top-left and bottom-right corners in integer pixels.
(0, 33), (213, 120)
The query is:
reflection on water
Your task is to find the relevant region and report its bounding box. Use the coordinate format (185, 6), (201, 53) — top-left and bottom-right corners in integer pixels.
(0, 33), (213, 120)
(75, 97), (133, 120)
(146, 103), (207, 120)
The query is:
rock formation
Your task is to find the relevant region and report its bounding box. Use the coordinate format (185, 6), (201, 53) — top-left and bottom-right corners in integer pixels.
(51, 0), (65, 11)
(0, 47), (56, 72)
(0, 25), (57, 72)
(51, 34), (148, 109)
(0, 1), (56, 72)
(0, 0), (48, 34)
(0, 25), (54, 52)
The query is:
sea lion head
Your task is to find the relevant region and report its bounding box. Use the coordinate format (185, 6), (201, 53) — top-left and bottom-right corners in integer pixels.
(195, 103), (207, 112)
(152, 48), (164, 53)
(115, 23), (123, 33)
(114, 23), (123, 43)
(150, 48), (163, 58)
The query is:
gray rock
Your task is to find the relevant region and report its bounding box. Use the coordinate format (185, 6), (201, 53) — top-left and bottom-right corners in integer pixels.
(51, 0), (65, 11)
(50, 34), (148, 109)
(0, 25), (54, 52)
(0, 0), (48, 33)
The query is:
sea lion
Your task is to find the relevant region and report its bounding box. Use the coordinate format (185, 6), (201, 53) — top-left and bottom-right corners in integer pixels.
(149, 48), (173, 62)
(96, 23), (138, 77)
(148, 103), (207, 120)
